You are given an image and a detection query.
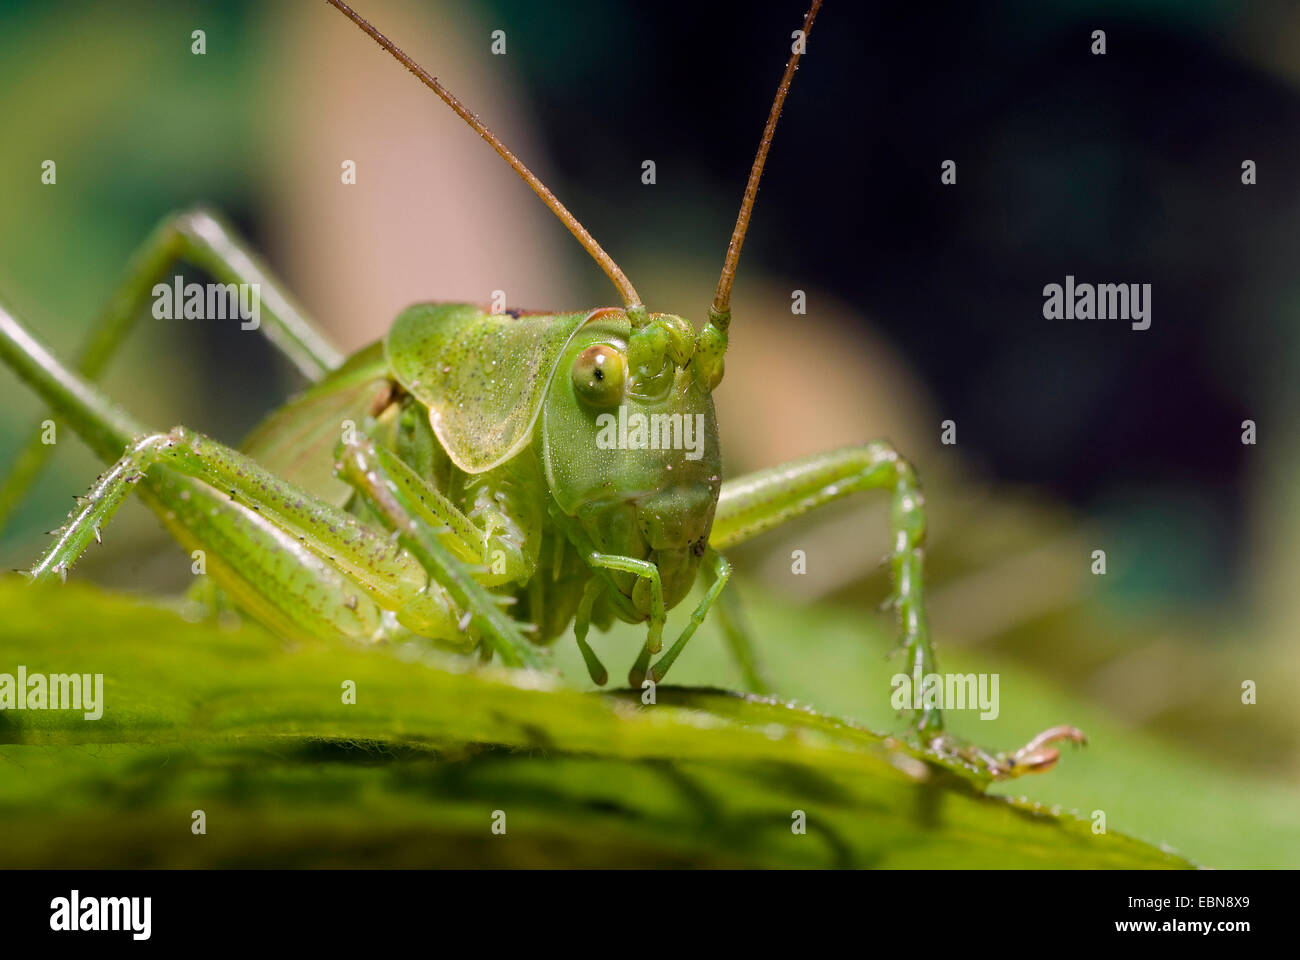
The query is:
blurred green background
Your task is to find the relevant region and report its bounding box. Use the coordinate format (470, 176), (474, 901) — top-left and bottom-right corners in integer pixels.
(0, 0), (1297, 867)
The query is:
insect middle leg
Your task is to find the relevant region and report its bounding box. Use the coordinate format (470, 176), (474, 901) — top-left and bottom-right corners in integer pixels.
(709, 442), (941, 733)
(568, 553), (733, 691)
(0, 207), (343, 532)
(639, 550), (733, 687)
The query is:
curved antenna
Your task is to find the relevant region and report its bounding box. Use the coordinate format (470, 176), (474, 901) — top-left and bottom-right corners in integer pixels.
(323, 0), (645, 318)
(709, 0), (822, 331)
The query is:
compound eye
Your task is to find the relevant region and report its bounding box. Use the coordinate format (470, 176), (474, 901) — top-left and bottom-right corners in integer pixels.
(572, 344), (626, 407)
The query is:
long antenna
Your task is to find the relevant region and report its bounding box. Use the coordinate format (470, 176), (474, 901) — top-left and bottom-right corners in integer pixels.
(323, 0), (645, 317)
(709, 0), (822, 331)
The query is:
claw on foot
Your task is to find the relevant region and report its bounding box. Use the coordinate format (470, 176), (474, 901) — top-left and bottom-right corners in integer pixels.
(1005, 724), (1088, 775)
(994, 724), (1087, 779)
(930, 724), (1087, 780)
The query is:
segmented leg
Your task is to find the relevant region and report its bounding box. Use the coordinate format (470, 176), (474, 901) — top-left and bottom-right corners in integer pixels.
(545, 504), (669, 681)
(548, 501), (740, 688)
(0, 207), (342, 533)
(645, 550), (732, 685)
(710, 442), (940, 732)
(366, 440), (532, 584)
(572, 577), (608, 685)
(334, 435), (542, 669)
(0, 298), (142, 463)
(20, 424), (483, 645)
(587, 553), (666, 661)
(1, 297), (424, 646)
(3, 296), (537, 665)
(0, 302), (476, 648)
(545, 505), (643, 628)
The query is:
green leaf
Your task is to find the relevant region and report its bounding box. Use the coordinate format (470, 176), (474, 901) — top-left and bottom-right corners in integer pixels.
(0, 578), (1190, 868)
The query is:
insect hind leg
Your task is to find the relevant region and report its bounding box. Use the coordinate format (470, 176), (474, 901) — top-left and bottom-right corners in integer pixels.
(0, 208), (342, 535)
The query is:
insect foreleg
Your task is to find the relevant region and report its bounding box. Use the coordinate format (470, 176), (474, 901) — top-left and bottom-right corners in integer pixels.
(584, 546), (671, 689)
(0, 208), (342, 533)
(588, 553), (665, 660)
(644, 550), (732, 686)
(710, 442), (940, 733)
(334, 435), (543, 669)
(546, 505), (666, 683)
(572, 577), (608, 685)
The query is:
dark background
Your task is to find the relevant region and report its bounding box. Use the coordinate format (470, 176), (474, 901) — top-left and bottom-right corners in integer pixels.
(487, 0), (1300, 602)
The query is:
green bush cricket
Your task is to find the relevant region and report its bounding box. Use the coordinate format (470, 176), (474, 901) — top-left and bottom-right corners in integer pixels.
(0, 0), (1083, 779)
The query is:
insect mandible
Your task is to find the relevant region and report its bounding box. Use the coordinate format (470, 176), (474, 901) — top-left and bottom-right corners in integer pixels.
(0, 0), (1084, 777)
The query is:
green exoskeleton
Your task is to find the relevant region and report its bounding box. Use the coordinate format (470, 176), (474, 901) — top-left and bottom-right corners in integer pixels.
(0, 0), (1083, 777)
